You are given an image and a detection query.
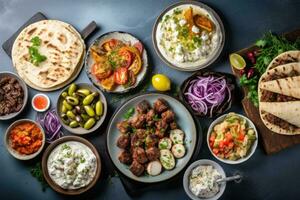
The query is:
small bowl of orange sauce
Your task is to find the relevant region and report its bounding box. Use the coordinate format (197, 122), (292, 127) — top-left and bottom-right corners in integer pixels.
(32, 93), (50, 112)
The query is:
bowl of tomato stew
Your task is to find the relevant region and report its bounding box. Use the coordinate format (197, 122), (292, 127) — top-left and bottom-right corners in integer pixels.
(5, 119), (45, 160)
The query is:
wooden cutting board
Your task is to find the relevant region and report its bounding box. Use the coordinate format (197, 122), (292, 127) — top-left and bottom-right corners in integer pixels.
(231, 29), (300, 154)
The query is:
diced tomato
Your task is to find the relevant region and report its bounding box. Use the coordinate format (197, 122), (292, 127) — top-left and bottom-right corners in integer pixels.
(212, 148), (219, 154)
(133, 42), (144, 55)
(209, 135), (215, 142)
(238, 133), (245, 141)
(119, 48), (133, 68)
(228, 142), (234, 149)
(219, 141), (225, 148)
(209, 141), (213, 148)
(225, 132), (233, 141)
(223, 139), (229, 146)
(114, 67), (128, 85)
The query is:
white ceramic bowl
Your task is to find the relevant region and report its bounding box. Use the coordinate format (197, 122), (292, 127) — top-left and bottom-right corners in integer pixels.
(5, 119), (46, 160)
(183, 159), (226, 200)
(207, 113), (258, 164)
(32, 93), (51, 112)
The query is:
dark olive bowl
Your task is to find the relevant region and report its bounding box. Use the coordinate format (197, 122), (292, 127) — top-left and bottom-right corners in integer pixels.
(179, 70), (236, 118)
(56, 83), (107, 135)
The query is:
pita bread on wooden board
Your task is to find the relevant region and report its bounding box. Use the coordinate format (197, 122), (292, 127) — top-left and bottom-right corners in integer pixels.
(12, 20), (85, 89)
(260, 62), (300, 99)
(259, 57), (300, 135)
(260, 102), (300, 127)
(267, 50), (300, 70)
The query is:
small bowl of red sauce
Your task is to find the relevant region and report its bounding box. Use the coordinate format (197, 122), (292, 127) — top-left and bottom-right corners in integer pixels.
(32, 93), (50, 112)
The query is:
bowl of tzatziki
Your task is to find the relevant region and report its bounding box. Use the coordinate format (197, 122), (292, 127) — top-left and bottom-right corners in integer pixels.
(153, 1), (225, 71)
(42, 136), (101, 195)
(183, 159), (226, 200)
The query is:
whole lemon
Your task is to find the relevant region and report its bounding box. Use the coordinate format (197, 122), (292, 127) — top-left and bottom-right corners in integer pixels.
(152, 74), (171, 91)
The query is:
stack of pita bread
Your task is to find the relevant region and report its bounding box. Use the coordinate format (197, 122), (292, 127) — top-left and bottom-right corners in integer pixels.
(258, 51), (300, 135)
(12, 20), (85, 91)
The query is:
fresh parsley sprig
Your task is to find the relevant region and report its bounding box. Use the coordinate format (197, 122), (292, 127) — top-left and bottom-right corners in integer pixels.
(29, 36), (47, 66)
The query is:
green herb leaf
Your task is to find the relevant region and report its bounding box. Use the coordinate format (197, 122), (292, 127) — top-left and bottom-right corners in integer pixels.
(28, 36), (47, 66)
(30, 162), (48, 191)
(31, 36), (41, 46)
(123, 108), (135, 119)
(255, 39), (267, 48)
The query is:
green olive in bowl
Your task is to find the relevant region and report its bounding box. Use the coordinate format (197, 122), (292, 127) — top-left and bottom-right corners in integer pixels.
(56, 83), (107, 135)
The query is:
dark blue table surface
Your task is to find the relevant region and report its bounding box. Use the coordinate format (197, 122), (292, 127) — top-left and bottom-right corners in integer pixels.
(1, 0), (300, 199)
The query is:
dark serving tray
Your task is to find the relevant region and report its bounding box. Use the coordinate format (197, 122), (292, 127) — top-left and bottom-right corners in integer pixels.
(2, 12), (97, 58)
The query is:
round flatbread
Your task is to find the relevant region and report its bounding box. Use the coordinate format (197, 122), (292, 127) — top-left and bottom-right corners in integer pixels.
(12, 20), (85, 89)
(267, 50), (300, 71)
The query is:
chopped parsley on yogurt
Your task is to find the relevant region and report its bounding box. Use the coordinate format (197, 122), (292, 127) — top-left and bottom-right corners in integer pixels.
(47, 141), (97, 190)
(156, 5), (220, 66)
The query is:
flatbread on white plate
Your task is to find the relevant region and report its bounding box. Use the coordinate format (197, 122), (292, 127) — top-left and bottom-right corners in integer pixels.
(12, 20), (85, 89)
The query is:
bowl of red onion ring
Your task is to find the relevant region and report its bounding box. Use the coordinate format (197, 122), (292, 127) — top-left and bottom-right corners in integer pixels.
(180, 71), (236, 118)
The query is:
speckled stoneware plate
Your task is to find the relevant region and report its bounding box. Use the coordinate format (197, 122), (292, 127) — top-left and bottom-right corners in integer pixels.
(152, 1), (225, 71)
(106, 93), (197, 183)
(42, 136), (101, 195)
(207, 113), (258, 164)
(183, 159), (226, 200)
(56, 83), (107, 135)
(85, 31), (148, 93)
(0, 71), (28, 120)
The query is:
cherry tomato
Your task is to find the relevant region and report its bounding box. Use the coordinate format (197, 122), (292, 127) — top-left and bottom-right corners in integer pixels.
(119, 49), (132, 68)
(114, 67), (128, 85)
(133, 42), (143, 55)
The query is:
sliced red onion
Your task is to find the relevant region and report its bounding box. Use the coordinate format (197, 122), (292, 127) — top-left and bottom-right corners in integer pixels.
(36, 108), (63, 143)
(184, 75), (232, 116)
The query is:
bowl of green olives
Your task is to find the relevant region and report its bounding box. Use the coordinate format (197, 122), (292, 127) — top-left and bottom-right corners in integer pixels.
(57, 83), (107, 134)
